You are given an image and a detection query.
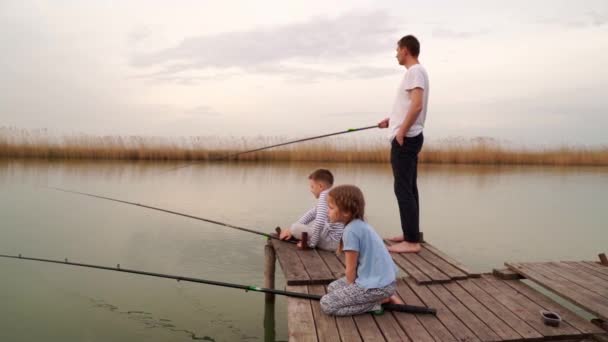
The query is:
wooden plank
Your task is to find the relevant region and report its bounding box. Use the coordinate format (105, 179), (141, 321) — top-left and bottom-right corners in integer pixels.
(582, 261), (608, 276)
(306, 286), (336, 337)
(316, 249), (345, 279)
(423, 242), (481, 278)
(481, 275), (582, 338)
(503, 279), (606, 335)
(308, 285), (342, 342)
(429, 283), (501, 341)
(507, 262), (608, 320)
(544, 262), (608, 299)
(418, 247), (468, 280)
(592, 318), (608, 332)
(568, 261), (608, 282)
(386, 241), (451, 283)
(373, 312), (411, 342)
(444, 282), (522, 341)
(286, 285), (318, 342)
(473, 276), (564, 337)
(272, 239), (310, 285)
(335, 315), (362, 342)
(396, 279), (454, 341)
(493, 268), (525, 280)
(391, 252), (433, 284)
(458, 278), (542, 340)
(352, 313), (387, 341)
(295, 248), (336, 285)
(406, 278), (481, 341)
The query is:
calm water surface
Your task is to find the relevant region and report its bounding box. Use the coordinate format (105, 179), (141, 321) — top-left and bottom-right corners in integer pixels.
(1, 160), (607, 341)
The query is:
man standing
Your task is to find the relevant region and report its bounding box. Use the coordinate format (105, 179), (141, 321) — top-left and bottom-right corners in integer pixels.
(379, 35), (429, 253)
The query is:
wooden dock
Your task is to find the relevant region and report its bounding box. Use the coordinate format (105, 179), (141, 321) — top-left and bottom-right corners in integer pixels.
(265, 239), (608, 341)
(271, 239), (479, 286)
(506, 261), (608, 322)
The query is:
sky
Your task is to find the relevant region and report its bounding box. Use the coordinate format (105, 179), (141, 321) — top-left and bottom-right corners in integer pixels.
(1, 0), (607, 146)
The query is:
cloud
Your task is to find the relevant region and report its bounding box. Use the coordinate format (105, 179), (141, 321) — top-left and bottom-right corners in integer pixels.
(541, 9), (608, 29)
(127, 26), (154, 47)
(183, 105), (220, 117)
(130, 11), (399, 82)
(432, 27), (491, 39)
(588, 10), (608, 27)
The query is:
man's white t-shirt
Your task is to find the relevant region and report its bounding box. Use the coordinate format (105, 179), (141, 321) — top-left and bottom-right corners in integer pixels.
(389, 64), (429, 140)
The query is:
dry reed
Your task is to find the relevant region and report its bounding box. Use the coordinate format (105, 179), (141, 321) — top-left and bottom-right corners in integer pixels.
(1, 127), (607, 166)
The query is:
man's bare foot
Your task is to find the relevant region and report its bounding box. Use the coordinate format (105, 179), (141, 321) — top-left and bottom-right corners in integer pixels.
(387, 241), (421, 253)
(381, 295), (405, 305)
(387, 234), (405, 242)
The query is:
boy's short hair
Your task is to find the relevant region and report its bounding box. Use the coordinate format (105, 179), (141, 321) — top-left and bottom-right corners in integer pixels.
(308, 169), (334, 186)
(398, 35), (420, 57)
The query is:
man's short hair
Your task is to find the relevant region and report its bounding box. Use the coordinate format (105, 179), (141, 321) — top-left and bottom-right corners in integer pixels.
(308, 169), (334, 186)
(398, 35), (420, 57)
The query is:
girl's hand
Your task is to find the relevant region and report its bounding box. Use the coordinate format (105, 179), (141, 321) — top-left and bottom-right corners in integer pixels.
(344, 251), (359, 284)
(297, 241), (304, 249)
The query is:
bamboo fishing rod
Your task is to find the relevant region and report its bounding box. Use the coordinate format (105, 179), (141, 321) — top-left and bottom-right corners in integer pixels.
(49, 187), (294, 244)
(165, 124), (379, 173)
(0, 253), (437, 315)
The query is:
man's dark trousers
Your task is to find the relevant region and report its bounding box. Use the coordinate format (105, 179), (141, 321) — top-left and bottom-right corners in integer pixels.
(390, 133), (424, 243)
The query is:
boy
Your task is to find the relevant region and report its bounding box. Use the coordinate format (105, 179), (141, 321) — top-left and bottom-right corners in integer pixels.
(279, 169), (344, 251)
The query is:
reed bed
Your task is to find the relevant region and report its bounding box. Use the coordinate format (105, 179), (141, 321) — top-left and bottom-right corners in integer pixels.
(1, 127), (607, 166)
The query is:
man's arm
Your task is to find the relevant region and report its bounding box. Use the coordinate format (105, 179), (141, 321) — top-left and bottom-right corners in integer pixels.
(395, 87), (423, 145)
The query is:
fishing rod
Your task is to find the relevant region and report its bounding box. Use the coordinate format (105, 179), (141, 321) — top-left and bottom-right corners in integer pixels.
(0, 253), (437, 315)
(165, 124), (379, 173)
(49, 187), (294, 244)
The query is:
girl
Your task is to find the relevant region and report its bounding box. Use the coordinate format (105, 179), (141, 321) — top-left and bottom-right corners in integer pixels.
(320, 185), (401, 316)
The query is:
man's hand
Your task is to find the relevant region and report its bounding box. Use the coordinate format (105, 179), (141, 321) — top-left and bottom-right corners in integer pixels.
(378, 117), (389, 129)
(279, 228), (292, 240)
(396, 130), (406, 146)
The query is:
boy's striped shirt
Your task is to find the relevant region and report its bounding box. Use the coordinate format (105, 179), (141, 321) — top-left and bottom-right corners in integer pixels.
(297, 189), (344, 248)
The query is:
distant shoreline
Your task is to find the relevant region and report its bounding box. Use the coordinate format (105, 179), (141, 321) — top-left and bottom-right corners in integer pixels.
(1, 128), (607, 166)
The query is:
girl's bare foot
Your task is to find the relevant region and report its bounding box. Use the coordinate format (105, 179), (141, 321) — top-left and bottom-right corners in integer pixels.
(387, 234), (405, 242)
(381, 295), (405, 305)
(387, 241), (421, 253)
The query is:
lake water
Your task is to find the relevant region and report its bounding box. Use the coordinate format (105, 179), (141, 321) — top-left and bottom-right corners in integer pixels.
(1, 160), (607, 341)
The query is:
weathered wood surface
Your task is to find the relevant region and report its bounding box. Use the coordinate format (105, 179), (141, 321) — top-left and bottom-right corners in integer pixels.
(506, 261), (608, 321)
(272, 237), (480, 286)
(284, 275), (604, 341)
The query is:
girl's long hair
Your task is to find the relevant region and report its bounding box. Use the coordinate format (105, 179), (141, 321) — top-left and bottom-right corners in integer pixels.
(329, 185), (365, 254)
